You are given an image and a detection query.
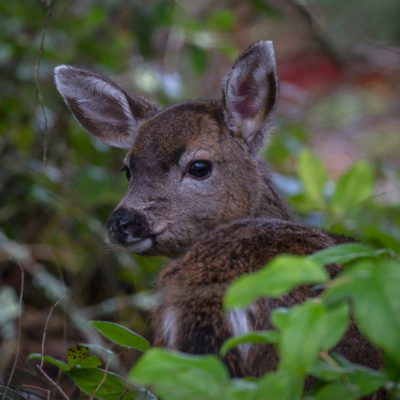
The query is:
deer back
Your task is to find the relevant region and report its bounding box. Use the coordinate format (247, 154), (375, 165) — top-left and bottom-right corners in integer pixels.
(153, 218), (381, 377)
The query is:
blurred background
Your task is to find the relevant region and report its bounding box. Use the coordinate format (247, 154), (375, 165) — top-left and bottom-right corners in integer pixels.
(1, 0), (399, 396)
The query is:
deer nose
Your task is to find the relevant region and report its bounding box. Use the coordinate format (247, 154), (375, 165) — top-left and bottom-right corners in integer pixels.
(118, 216), (132, 235)
(106, 207), (151, 244)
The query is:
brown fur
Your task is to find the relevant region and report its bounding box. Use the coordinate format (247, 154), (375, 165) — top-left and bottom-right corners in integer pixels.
(153, 219), (381, 377)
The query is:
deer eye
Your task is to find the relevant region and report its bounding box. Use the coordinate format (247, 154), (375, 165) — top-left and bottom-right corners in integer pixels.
(188, 160), (212, 179)
(120, 166), (131, 181)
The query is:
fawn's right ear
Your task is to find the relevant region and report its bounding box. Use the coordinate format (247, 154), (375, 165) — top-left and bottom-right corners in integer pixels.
(54, 66), (159, 149)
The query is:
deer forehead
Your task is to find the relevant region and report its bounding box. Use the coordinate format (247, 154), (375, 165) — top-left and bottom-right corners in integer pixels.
(128, 101), (239, 169)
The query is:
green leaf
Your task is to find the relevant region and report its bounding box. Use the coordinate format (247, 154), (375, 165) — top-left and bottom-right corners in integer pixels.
(66, 368), (154, 400)
(257, 370), (302, 400)
(273, 300), (329, 377)
(310, 356), (386, 396)
(322, 302), (349, 349)
(224, 379), (260, 400)
(188, 44), (208, 75)
(130, 348), (229, 400)
(342, 260), (400, 366)
(225, 255), (329, 309)
(331, 161), (374, 215)
(89, 321), (150, 352)
(310, 243), (380, 265)
(298, 149), (328, 207)
(207, 9), (235, 31)
(27, 353), (70, 371)
(66, 345), (102, 368)
(315, 381), (360, 400)
(220, 330), (278, 357)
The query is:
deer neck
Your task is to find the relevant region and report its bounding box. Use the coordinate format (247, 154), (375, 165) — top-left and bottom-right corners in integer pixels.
(252, 158), (294, 221)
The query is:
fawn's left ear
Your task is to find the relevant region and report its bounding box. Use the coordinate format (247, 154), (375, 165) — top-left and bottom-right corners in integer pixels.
(54, 65), (159, 149)
(222, 41), (279, 154)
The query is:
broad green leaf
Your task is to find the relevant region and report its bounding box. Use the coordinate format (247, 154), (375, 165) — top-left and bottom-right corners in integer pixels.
(130, 349), (229, 400)
(321, 302), (349, 350)
(257, 370), (302, 400)
(27, 353), (70, 371)
(225, 255), (328, 309)
(298, 149), (328, 207)
(66, 368), (154, 400)
(220, 330), (278, 357)
(225, 379), (260, 400)
(310, 356), (386, 396)
(310, 243), (380, 266)
(315, 382), (360, 400)
(89, 321), (150, 352)
(335, 355), (387, 395)
(66, 345), (102, 368)
(273, 300), (328, 377)
(331, 161), (374, 215)
(342, 260), (400, 366)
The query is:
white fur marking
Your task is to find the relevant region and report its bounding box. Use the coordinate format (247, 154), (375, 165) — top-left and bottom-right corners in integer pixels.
(228, 308), (252, 362)
(162, 307), (178, 348)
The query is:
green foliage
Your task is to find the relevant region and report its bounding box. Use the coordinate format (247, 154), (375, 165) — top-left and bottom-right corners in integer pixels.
(27, 353), (70, 371)
(67, 344), (102, 368)
(331, 161), (374, 216)
(224, 255), (328, 308)
(131, 349), (230, 400)
(66, 368), (156, 400)
(33, 243), (400, 399)
(89, 321), (150, 351)
(220, 331), (278, 357)
(298, 149), (329, 208)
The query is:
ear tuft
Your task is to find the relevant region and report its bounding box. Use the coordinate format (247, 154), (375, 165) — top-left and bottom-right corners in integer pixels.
(222, 41), (279, 153)
(54, 65), (159, 149)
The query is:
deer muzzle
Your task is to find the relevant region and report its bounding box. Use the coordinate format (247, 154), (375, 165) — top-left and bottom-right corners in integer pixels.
(105, 207), (154, 253)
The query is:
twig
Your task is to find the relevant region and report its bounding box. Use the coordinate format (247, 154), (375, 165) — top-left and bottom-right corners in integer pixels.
(1, 263), (24, 400)
(34, 0), (55, 167)
(35, 298), (69, 400)
(89, 360), (111, 400)
(20, 384), (51, 400)
(117, 387), (129, 400)
(40, 298), (62, 368)
(36, 365), (70, 400)
(320, 350), (339, 367)
(52, 266), (67, 400)
(90, 347), (129, 400)
(0, 384), (48, 400)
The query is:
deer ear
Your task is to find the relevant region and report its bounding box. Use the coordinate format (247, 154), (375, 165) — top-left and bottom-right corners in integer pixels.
(54, 65), (159, 149)
(222, 41), (279, 153)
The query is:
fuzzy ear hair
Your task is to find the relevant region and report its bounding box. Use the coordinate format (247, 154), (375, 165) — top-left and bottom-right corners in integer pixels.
(222, 41), (279, 153)
(54, 65), (159, 149)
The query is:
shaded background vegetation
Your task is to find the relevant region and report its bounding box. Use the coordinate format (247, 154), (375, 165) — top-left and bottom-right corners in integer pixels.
(1, 0), (399, 397)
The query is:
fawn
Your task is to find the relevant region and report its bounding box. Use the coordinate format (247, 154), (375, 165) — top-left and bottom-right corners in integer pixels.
(55, 41), (381, 379)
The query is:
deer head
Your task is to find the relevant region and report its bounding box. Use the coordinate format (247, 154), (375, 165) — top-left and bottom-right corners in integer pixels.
(54, 41), (289, 258)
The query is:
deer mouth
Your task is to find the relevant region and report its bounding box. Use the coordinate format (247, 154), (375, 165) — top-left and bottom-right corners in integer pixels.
(105, 231), (155, 254)
(126, 237), (154, 253)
